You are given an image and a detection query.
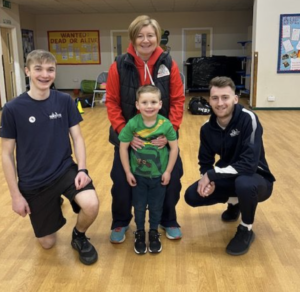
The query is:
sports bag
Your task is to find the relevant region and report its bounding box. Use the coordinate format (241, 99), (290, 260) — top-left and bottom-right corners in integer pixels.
(75, 96), (94, 108)
(80, 80), (96, 94)
(188, 96), (211, 115)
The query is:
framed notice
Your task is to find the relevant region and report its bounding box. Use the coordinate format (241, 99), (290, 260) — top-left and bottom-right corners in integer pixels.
(48, 30), (101, 65)
(277, 14), (300, 73)
(22, 29), (35, 63)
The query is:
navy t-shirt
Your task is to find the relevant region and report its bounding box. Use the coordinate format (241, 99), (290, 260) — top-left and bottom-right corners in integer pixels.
(0, 90), (83, 190)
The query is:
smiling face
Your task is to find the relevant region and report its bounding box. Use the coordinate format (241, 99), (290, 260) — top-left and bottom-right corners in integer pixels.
(134, 25), (158, 61)
(25, 61), (56, 92)
(136, 91), (162, 120)
(209, 85), (238, 124)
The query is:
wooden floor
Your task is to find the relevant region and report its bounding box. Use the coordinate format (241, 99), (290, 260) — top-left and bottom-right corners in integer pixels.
(0, 95), (300, 292)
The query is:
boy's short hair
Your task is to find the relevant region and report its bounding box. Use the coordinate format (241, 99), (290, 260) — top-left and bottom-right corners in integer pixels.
(128, 15), (161, 45)
(136, 85), (161, 101)
(209, 76), (236, 92)
(26, 50), (57, 68)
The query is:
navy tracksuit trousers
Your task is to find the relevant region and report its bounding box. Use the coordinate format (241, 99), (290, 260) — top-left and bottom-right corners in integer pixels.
(184, 174), (273, 224)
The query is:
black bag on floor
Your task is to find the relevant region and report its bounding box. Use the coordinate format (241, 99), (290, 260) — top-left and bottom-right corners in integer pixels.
(188, 96), (211, 115)
(75, 96), (94, 108)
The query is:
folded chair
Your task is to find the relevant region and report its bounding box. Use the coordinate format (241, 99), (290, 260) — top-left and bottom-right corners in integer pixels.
(92, 71), (108, 107)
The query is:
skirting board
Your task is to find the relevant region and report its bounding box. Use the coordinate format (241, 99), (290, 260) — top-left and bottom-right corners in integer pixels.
(252, 107), (300, 110)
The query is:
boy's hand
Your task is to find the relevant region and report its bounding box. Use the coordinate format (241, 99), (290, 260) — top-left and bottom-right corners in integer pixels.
(126, 172), (137, 186)
(161, 171), (171, 185)
(12, 194), (31, 217)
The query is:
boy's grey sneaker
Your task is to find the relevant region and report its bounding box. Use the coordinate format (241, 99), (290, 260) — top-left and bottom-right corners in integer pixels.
(148, 229), (162, 253)
(221, 203), (240, 222)
(134, 230), (147, 255)
(226, 225), (255, 256)
(71, 235), (98, 265)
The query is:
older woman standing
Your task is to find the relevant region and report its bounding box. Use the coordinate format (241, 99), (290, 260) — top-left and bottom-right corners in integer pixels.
(106, 15), (184, 243)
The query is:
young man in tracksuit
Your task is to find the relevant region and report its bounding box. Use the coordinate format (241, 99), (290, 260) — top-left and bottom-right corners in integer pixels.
(185, 76), (275, 256)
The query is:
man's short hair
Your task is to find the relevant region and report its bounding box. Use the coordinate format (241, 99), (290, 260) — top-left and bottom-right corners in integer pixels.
(128, 15), (162, 45)
(136, 85), (161, 101)
(26, 50), (57, 68)
(209, 76), (236, 92)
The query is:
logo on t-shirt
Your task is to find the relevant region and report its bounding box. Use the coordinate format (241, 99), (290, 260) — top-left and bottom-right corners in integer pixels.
(49, 112), (62, 119)
(29, 116), (36, 123)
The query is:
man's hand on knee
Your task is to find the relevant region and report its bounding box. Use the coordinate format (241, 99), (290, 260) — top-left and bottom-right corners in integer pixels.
(12, 193), (31, 217)
(75, 171), (91, 190)
(197, 173), (214, 197)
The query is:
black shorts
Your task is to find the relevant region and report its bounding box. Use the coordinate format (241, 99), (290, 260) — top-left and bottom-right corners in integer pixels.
(20, 164), (95, 238)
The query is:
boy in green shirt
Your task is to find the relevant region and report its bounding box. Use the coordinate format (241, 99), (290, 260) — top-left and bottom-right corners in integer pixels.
(119, 85), (178, 254)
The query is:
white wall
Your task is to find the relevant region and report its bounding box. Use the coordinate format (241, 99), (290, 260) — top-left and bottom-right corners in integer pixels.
(0, 4), (25, 105)
(253, 0), (300, 108)
(26, 11), (252, 89)
(19, 11), (35, 31)
(2, 3), (299, 108)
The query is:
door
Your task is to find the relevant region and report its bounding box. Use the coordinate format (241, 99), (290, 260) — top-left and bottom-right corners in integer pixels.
(0, 27), (17, 101)
(183, 28), (212, 61)
(111, 30), (130, 61)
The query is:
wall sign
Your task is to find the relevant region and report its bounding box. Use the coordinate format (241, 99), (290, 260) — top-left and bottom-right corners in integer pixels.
(22, 29), (35, 63)
(2, 0), (11, 9)
(277, 14), (300, 73)
(47, 30), (101, 65)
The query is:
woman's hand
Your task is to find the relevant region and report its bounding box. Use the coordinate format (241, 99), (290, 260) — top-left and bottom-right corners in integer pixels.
(151, 135), (167, 149)
(130, 136), (144, 151)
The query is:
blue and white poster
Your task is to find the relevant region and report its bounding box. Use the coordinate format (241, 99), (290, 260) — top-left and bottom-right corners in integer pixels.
(277, 14), (300, 73)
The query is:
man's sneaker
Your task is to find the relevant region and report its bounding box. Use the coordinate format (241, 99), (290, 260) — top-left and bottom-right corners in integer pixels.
(226, 225), (255, 256)
(71, 235), (98, 265)
(134, 230), (147, 255)
(221, 203), (240, 222)
(110, 226), (129, 243)
(160, 225), (182, 240)
(148, 229), (162, 253)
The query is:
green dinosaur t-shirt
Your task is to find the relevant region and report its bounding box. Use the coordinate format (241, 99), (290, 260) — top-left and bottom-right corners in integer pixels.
(119, 114), (177, 178)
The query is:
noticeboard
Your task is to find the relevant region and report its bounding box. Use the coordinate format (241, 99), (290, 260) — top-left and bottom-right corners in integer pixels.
(277, 14), (300, 73)
(48, 30), (101, 65)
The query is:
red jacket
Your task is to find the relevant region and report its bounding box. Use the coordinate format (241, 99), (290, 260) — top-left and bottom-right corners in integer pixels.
(106, 43), (185, 133)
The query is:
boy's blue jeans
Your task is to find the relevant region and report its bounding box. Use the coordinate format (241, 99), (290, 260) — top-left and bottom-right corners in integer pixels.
(132, 175), (166, 230)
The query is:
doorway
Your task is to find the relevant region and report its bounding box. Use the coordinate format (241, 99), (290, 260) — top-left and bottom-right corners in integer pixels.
(0, 27), (17, 102)
(111, 30), (130, 62)
(182, 28), (213, 62)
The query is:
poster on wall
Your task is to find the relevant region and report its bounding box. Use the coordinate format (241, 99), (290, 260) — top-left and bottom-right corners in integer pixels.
(47, 30), (101, 65)
(22, 29), (35, 63)
(277, 14), (300, 73)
